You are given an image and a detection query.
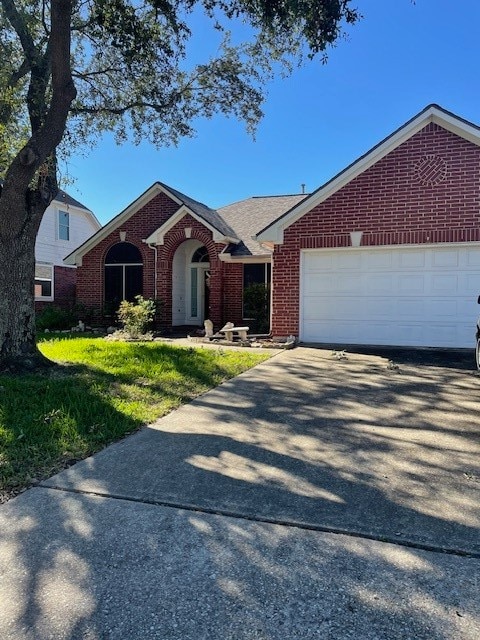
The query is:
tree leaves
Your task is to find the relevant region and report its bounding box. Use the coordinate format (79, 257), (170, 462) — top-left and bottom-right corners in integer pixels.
(1, 0), (361, 164)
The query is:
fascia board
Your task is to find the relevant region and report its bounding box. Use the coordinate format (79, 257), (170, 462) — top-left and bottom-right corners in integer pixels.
(430, 110), (480, 145)
(219, 253), (272, 263)
(256, 106), (480, 244)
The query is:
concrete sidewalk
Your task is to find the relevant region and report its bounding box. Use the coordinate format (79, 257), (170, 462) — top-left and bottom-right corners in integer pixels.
(1, 347), (479, 639)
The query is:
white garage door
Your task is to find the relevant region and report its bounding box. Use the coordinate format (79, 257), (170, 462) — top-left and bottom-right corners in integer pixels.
(300, 245), (480, 348)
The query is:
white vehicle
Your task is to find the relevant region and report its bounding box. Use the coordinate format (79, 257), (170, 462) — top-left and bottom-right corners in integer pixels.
(476, 296), (480, 370)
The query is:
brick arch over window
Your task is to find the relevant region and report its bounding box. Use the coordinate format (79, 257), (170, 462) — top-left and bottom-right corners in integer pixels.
(157, 217), (225, 327)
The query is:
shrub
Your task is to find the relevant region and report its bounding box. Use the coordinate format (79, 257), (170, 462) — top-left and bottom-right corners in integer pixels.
(243, 283), (271, 334)
(36, 305), (76, 331)
(117, 296), (157, 338)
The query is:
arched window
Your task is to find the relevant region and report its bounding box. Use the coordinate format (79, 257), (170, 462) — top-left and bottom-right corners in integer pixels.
(104, 242), (143, 308)
(191, 246), (209, 263)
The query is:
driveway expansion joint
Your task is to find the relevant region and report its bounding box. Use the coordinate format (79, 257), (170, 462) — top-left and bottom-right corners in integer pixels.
(38, 482), (480, 560)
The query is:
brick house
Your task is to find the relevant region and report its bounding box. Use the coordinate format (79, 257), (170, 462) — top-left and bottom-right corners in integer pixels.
(66, 104), (480, 348)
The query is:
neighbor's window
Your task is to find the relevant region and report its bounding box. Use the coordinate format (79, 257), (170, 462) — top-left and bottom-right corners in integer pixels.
(58, 210), (70, 241)
(35, 264), (53, 300)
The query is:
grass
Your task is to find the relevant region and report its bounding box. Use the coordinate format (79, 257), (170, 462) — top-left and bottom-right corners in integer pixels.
(0, 335), (272, 499)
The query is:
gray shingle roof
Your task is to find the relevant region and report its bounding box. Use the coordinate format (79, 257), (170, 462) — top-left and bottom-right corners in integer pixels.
(0, 182), (91, 212)
(219, 194), (308, 256)
(54, 189), (92, 212)
(160, 182), (239, 241)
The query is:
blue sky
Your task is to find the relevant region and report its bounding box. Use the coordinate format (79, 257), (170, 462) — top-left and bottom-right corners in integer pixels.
(66, 0), (480, 224)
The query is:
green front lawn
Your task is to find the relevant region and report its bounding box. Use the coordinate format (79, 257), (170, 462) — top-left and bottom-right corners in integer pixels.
(0, 335), (271, 499)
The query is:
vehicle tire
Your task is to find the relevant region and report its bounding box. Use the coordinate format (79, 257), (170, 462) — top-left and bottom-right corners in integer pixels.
(476, 337), (480, 371)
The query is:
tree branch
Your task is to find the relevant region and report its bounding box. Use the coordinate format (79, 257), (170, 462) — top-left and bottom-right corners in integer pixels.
(1, 0), (76, 210)
(0, 0), (38, 65)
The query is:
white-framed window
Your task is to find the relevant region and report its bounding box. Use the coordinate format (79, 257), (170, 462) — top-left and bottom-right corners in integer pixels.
(58, 210), (70, 241)
(35, 263), (54, 300)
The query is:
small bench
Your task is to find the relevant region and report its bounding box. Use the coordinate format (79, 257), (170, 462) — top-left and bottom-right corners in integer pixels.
(220, 325), (250, 341)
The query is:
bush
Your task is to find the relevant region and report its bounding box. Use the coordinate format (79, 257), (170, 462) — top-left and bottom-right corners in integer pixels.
(36, 304), (97, 331)
(36, 305), (77, 331)
(243, 283), (271, 334)
(117, 296), (157, 338)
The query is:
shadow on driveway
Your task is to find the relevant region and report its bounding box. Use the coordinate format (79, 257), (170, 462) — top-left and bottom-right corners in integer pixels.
(1, 346), (479, 639)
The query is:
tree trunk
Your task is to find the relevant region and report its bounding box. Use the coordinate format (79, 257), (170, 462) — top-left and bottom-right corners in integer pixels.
(0, 0), (76, 372)
(0, 197), (51, 372)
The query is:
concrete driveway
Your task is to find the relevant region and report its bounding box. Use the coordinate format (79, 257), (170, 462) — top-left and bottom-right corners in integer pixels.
(1, 346), (479, 639)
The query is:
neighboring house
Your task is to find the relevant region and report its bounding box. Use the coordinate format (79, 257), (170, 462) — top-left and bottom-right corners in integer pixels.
(66, 104), (480, 348)
(35, 190), (100, 309)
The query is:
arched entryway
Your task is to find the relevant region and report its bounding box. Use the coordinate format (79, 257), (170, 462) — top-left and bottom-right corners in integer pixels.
(172, 240), (210, 326)
(104, 242), (143, 312)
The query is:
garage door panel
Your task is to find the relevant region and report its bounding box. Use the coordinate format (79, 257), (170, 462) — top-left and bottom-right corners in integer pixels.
(467, 250), (480, 266)
(399, 250), (425, 268)
(303, 278), (336, 295)
(364, 298), (393, 317)
(429, 299), (458, 318)
(301, 246), (480, 348)
(366, 275), (393, 292)
(398, 299), (425, 319)
(398, 275), (426, 293)
(431, 274), (458, 292)
(465, 273), (480, 294)
(432, 250), (459, 267)
(335, 253), (362, 270)
(368, 251), (393, 269)
(336, 274), (362, 292)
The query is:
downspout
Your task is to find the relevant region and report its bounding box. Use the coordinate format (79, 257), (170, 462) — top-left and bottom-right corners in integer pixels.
(145, 242), (158, 300)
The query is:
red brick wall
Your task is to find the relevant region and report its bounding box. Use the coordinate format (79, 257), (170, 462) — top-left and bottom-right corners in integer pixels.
(54, 266), (76, 306)
(35, 266), (76, 311)
(223, 262), (244, 326)
(76, 192), (246, 329)
(272, 124), (480, 337)
(77, 192), (179, 316)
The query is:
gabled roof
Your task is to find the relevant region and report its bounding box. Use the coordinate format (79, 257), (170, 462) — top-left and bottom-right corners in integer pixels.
(0, 181), (94, 216)
(163, 183), (238, 240)
(54, 189), (93, 214)
(255, 104), (480, 244)
(219, 194), (307, 256)
(65, 181), (239, 266)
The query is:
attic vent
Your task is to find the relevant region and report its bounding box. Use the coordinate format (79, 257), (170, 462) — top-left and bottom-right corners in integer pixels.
(414, 154), (447, 186)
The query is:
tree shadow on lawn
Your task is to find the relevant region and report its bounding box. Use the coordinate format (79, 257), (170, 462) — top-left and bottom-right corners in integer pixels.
(0, 365), (143, 499)
(0, 342), (244, 496)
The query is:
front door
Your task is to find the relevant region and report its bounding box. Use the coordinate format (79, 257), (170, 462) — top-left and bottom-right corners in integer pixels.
(187, 263), (210, 325)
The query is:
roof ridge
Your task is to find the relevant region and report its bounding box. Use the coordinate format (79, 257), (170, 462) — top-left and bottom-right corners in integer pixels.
(251, 193), (309, 199)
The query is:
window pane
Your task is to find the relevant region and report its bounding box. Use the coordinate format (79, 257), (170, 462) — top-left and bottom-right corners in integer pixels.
(125, 265), (143, 301)
(190, 267), (198, 317)
(35, 279), (52, 297)
(244, 263), (266, 287)
(105, 242), (142, 264)
(59, 211), (69, 241)
(104, 265), (123, 306)
(191, 246), (209, 263)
